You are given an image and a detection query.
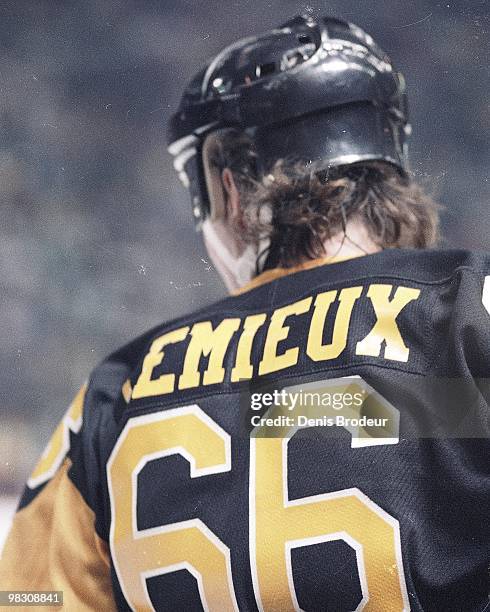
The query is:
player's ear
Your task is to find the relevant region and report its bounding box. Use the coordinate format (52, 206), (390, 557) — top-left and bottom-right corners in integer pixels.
(221, 168), (242, 223)
(202, 130), (243, 226)
(202, 131), (228, 221)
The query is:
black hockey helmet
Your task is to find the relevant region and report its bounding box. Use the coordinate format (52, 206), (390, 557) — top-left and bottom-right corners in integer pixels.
(167, 14), (410, 228)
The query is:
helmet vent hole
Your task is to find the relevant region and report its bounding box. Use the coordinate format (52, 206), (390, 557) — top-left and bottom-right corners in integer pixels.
(256, 62), (276, 78)
(297, 34), (312, 44)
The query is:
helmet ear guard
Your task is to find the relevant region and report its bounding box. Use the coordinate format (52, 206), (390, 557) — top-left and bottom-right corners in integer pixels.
(168, 134), (209, 227)
(169, 128), (249, 226)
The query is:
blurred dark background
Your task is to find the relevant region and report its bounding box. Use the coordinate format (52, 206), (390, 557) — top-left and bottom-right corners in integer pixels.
(0, 0), (488, 503)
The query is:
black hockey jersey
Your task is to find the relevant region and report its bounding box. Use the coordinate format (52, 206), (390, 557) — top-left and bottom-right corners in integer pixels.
(1, 248), (489, 611)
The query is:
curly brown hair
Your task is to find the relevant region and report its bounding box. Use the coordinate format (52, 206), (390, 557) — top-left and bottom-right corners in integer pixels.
(205, 129), (440, 269)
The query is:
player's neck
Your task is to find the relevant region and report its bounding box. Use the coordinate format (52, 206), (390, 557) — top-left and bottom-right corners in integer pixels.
(319, 218), (381, 261)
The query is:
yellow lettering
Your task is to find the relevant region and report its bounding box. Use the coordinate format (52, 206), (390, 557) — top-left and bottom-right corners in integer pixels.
(107, 399), (408, 610)
(179, 319), (241, 390)
(251, 435), (408, 610)
(231, 313), (267, 382)
(356, 285), (420, 362)
(108, 406), (238, 611)
(307, 286), (363, 361)
(132, 327), (189, 399)
(258, 298), (312, 376)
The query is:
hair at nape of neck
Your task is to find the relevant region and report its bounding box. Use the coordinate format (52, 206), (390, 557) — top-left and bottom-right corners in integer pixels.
(206, 128), (440, 270)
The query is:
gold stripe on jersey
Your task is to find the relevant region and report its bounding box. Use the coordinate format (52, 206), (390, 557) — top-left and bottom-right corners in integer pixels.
(28, 384), (86, 489)
(132, 281), (421, 400)
(0, 459), (116, 611)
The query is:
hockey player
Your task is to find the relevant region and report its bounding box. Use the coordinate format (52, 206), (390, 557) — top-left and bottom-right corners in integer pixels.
(1, 15), (488, 611)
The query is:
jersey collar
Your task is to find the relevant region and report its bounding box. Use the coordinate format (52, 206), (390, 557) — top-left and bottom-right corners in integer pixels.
(233, 254), (362, 296)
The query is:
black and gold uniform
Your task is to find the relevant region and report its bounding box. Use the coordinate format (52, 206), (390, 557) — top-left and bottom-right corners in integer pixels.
(1, 249), (489, 611)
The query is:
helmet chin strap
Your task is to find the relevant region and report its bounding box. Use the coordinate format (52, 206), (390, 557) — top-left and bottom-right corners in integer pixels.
(202, 218), (270, 292)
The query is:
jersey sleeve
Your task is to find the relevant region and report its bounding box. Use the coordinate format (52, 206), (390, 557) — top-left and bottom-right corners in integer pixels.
(0, 385), (117, 611)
